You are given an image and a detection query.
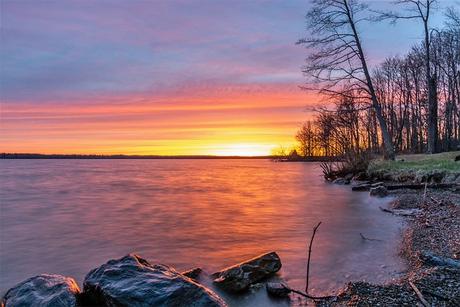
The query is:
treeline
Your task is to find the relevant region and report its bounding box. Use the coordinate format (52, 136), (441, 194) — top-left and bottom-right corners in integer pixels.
(295, 0), (459, 159)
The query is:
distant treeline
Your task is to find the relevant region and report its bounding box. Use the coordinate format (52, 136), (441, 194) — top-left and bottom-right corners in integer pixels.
(295, 1), (460, 159)
(0, 153), (270, 159)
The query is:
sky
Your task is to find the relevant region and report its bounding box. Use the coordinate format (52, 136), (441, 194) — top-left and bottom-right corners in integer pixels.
(0, 0), (457, 155)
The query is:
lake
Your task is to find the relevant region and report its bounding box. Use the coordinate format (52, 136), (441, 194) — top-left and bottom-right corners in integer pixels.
(0, 159), (405, 305)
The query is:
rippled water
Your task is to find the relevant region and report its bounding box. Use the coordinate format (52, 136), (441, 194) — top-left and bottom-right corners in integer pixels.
(0, 159), (405, 305)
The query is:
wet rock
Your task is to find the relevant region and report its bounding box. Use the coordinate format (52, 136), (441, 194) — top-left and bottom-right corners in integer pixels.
(212, 252), (282, 292)
(351, 183), (371, 191)
(2, 274), (80, 307)
(333, 178), (349, 185)
(370, 186), (388, 197)
(182, 267), (202, 280)
(344, 173), (354, 181)
(352, 172), (367, 181)
(266, 282), (291, 297)
(371, 182), (384, 187)
(82, 254), (226, 307)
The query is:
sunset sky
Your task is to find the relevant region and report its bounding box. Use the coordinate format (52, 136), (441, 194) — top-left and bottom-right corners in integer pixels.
(0, 0), (454, 155)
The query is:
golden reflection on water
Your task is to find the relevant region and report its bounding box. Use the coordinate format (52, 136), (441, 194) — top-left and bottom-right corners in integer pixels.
(0, 159), (405, 300)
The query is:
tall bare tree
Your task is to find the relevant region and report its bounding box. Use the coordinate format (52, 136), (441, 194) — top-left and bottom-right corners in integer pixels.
(298, 0), (395, 159)
(375, 0), (439, 153)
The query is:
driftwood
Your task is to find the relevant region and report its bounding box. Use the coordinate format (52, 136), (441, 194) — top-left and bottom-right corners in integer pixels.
(385, 183), (457, 190)
(379, 206), (421, 217)
(352, 183), (457, 192)
(419, 251), (460, 269)
(409, 281), (430, 307)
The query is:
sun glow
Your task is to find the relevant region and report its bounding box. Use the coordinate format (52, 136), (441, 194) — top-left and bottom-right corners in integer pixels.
(209, 143), (274, 156)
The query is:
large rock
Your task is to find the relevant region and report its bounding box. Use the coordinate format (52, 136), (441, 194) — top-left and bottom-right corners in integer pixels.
(2, 274), (80, 307)
(212, 252), (282, 292)
(370, 185), (388, 197)
(82, 254), (226, 307)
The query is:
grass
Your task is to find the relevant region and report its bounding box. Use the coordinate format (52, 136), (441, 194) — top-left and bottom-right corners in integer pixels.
(368, 151), (460, 174)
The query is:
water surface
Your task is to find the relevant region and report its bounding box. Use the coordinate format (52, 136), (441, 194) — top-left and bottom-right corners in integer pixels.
(0, 159), (405, 305)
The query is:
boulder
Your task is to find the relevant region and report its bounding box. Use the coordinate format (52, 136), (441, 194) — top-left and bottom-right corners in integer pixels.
(2, 274), (80, 307)
(266, 282), (291, 298)
(370, 186), (388, 197)
(82, 254), (226, 307)
(212, 252), (282, 292)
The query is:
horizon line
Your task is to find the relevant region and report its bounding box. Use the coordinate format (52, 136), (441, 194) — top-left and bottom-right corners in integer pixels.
(0, 153), (273, 159)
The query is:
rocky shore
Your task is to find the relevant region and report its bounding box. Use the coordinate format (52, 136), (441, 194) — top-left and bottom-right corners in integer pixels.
(316, 166), (460, 306)
(1, 252), (283, 307)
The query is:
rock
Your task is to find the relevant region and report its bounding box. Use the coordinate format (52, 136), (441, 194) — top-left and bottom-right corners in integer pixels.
(344, 173), (354, 181)
(266, 282), (291, 298)
(182, 267), (202, 280)
(2, 274), (80, 307)
(352, 183), (371, 191)
(352, 172), (367, 181)
(82, 254), (226, 307)
(212, 252), (282, 292)
(370, 186), (388, 197)
(333, 178), (349, 185)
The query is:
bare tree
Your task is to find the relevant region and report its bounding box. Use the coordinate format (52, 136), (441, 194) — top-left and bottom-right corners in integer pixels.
(375, 0), (439, 153)
(296, 121), (317, 157)
(298, 0), (395, 159)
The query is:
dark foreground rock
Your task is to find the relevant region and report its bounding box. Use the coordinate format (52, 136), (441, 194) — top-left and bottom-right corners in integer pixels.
(1, 274), (80, 307)
(82, 254), (226, 307)
(212, 251), (282, 292)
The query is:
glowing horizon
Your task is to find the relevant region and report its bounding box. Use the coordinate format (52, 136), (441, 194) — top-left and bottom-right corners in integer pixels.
(0, 1), (450, 156)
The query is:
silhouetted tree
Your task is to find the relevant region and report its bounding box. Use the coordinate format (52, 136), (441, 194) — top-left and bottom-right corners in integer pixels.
(298, 0), (395, 159)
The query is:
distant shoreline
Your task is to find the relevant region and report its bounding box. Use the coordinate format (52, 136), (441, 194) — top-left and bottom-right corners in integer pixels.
(0, 153), (336, 161)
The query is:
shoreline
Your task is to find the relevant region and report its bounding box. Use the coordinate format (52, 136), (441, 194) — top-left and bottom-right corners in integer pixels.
(315, 179), (460, 306)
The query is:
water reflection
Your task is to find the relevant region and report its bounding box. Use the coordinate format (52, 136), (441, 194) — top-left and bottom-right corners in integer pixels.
(0, 159), (405, 304)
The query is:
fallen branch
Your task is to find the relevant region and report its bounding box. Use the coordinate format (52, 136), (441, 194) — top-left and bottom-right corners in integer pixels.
(352, 183), (457, 192)
(409, 281), (430, 307)
(359, 232), (383, 242)
(306, 222), (321, 294)
(419, 251), (460, 269)
(385, 183), (457, 190)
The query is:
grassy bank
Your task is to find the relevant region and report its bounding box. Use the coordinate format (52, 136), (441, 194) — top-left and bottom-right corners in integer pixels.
(366, 151), (460, 183)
